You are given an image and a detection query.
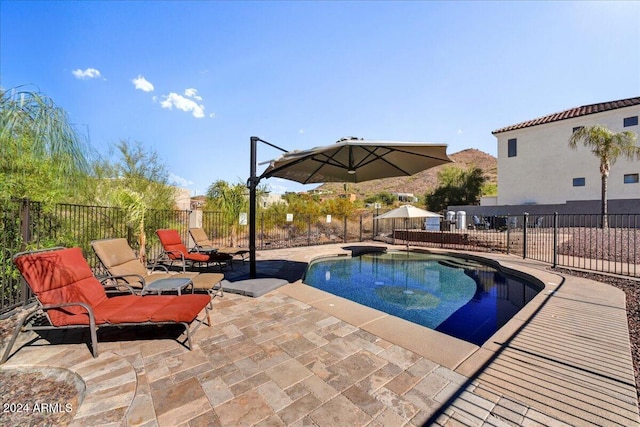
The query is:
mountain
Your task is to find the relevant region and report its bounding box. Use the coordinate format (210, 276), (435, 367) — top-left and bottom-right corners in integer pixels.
(313, 148), (497, 198)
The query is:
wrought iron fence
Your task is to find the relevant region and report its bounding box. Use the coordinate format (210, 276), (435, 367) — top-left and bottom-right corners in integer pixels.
(0, 199), (193, 313)
(1, 199), (638, 315)
(0, 200), (374, 314)
(200, 211), (373, 250)
(373, 211), (639, 278)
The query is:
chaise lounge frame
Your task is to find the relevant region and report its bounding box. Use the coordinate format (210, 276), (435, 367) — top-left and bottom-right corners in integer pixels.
(1, 247), (211, 364)
(155, 229), (233, 271)
(189, 227), (251, 264)
(91, 237), (224, 299)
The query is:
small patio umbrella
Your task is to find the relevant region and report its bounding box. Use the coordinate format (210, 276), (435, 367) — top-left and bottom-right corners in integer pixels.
(375, 205), (442, 251)
(261, 138), (452, 184)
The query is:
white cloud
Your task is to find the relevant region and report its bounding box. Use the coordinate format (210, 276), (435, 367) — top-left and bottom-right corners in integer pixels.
(457, 129), (463, 135)
(132, 75), (154, 92)
(184, 88), (202, 101)
(159, 88), (215, 119)
(160, 92), (205, 118)
(169, 173), (194, 187)
(72, 68), (102, 80)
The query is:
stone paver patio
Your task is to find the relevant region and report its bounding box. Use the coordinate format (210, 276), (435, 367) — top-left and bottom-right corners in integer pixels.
(1, 243), (638, 426)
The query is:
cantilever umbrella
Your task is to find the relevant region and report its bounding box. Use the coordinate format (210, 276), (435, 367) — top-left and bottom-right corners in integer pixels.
(248, 137), (452, 278)
(260, 138), (452, 183)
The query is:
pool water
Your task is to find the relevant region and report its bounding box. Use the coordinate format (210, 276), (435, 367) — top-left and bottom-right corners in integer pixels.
(303, 251), (541, 345)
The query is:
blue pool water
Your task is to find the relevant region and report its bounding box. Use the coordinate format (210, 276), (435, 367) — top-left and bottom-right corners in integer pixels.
(303, 251), (542, 345)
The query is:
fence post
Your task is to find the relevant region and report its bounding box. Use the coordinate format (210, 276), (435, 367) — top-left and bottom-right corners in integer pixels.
(359, 215), (363, 242)
(553, 212), (558, 268)
(19, 198), (31, 249)
(19, 199), (31, 306)
(392, 219), (396, 245)
(523, 212), (528, 259)
(374, 206), (379, 238)
(506, 213), (510, 255)
(260, 212), (264, 250)
(343, 216), (348, 243)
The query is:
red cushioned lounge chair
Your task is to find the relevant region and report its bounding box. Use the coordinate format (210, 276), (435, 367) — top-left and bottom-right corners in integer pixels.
(156, 229), (233, 271)
(1, 247), (211, 363)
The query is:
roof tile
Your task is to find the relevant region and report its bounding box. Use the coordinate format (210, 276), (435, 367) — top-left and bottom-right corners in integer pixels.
(492, 97), (640, 134)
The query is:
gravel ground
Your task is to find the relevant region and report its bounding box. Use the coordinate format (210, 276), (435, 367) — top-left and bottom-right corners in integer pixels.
(0, 308), (78, 426)
(558, 228), (640, 264)
(0, 369), (78, 426)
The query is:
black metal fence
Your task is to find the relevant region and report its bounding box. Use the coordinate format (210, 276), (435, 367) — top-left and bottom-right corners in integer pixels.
(374, 212), (639, 278)
(0, 199), (374, 313)
(0, 199), (195, 313)
(1, 199), (638, 315)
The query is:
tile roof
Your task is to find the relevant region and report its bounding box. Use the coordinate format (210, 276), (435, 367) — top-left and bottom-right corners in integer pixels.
(492, 96), (640, 134)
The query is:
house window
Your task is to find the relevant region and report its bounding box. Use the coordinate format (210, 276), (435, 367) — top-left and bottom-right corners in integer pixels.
(507, 138), (517, 157)
(624, 116), (638, 127)
(624, 173), (639, 184)
(573, 177), (585, 187)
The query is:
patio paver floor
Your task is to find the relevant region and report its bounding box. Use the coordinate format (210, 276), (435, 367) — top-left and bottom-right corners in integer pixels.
(1, 243), (638, 426)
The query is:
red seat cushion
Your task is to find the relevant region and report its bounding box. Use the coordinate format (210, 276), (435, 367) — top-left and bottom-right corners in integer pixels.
(156, 229), (189, 260)
(149, 294), (212, 322)
(93, 294), (210, 324)
(157, 229), (232, 263)
(14, 248), (109, 326)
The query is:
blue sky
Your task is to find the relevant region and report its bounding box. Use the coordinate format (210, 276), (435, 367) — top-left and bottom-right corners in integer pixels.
(2, 1), (639, 196)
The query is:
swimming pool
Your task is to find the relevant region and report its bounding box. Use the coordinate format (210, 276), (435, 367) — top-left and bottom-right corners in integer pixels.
(303, 251), (542, 345)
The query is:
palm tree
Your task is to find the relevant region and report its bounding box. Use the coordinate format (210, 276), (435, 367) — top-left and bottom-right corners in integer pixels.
(114, 189), (147, 263)
(569, 125), (639, 228)
(206, 180), (249, 247)
(0, 87), (90, 181)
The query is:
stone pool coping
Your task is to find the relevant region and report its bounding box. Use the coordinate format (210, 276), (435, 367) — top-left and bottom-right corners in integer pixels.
(285, 246), (550, 371)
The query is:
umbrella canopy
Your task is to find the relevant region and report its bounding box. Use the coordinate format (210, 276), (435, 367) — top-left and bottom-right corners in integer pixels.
(375, 205), (442, 220)
(375, 205), (442, 251)
(261, 138), (452, 184)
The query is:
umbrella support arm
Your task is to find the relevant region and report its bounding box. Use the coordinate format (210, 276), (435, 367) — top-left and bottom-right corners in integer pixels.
(248, 137), (288, 279)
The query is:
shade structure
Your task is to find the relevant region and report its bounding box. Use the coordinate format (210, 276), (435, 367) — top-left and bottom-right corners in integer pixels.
(375, 205), (442, 251)
(248, 136), (452, 279)
(261, 138), (452, 184)
(375, 205), (442, 220)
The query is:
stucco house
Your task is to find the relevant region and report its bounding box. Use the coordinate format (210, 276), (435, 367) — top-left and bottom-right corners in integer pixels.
(489, 96), (639, 214)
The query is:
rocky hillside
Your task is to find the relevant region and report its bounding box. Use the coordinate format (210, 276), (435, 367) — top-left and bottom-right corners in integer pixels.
(315, 148), (497, 198)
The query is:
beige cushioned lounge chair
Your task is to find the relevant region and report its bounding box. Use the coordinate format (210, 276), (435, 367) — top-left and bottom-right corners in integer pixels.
(189, 227), (250, 263)
(91, 238), (224, 297)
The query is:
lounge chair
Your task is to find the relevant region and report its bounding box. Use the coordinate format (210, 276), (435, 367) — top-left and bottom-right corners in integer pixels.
(188, 227), (218, 253)
(156, 229), (233, 271)
(91, 238), (224, 298)
(1, 247), (211, 363)
(189, 227), (250, 264)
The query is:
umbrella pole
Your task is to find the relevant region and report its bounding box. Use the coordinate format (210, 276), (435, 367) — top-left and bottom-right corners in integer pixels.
(248, 136), (290, 279)
(405, 218), (409, 254)
(249, 137), (258, 279)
